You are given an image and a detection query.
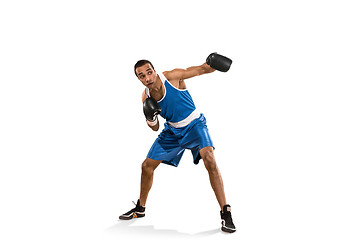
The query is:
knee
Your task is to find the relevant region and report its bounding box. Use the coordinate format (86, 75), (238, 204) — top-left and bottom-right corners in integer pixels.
(201, 149), (217, 173)
(141, 161), (151, 174)
(141, 159), (157, 175)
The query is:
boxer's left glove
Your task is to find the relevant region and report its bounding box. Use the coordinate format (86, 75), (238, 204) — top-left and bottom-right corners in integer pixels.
(143, 97), (161, 125)
(206, 52), (232, 72)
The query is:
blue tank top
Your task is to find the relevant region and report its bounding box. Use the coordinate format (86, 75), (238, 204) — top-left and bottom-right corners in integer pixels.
(146, 72), (196, 123)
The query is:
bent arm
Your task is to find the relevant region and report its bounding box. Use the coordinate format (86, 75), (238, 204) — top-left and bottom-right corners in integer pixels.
(142, 91), (159, 131)
(163, 63), (215, 81)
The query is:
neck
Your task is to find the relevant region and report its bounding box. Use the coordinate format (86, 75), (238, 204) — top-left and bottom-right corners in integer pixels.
(149, 74), (162, 93)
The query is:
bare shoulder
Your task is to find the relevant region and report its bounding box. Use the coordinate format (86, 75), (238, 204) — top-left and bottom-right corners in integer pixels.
(163, 69), (184, 81)
(163, 71), (185, 89)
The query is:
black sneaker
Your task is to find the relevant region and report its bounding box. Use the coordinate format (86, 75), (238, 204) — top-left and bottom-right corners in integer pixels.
(119, 200), (145, 220)
(220, 204), (236, 233)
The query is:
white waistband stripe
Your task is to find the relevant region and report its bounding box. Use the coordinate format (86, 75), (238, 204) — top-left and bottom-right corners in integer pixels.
(168, 110), (200, 128)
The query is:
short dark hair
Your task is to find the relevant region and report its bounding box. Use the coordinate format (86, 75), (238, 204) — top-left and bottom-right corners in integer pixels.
(134, 59), (155, 76)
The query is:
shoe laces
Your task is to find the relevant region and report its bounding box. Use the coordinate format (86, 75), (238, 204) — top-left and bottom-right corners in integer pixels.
(132, 200), (145, 211)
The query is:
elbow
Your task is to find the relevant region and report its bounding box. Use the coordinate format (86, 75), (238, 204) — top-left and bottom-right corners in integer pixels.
(148, 122), (159, 131)
(151, 125), (159, 131)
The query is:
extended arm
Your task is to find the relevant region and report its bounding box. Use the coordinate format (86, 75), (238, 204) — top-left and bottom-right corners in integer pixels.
(163, 53), (232, 81)
(163, 63), (215, 81)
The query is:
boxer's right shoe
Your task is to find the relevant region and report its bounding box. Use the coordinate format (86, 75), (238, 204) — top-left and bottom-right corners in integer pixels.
(220, 204), (236, 233)
(119, 200), (145, 220)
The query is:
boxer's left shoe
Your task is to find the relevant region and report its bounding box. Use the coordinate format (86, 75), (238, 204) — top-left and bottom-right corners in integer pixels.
(119, 200), (145, 220)
(220, 204), (236, 233)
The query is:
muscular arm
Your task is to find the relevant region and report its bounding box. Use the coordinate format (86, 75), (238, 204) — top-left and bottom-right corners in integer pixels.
(163, 63), (215, 81)
(142, 91), (159, 131)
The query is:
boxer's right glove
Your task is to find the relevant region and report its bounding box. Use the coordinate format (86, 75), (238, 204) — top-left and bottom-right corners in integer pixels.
(206, 52), (232, 72)
(143, 97), (161, 124)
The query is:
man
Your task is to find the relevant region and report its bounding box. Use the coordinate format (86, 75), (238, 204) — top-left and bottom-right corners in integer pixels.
(119, 53), (236, 233)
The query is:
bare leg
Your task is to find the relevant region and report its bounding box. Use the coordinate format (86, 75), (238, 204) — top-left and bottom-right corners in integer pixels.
(200, 147), (227, 209)
(139, 158), (161, 206)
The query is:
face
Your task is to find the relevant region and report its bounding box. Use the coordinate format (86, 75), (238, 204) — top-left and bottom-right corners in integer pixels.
(136, 63), (157, 88)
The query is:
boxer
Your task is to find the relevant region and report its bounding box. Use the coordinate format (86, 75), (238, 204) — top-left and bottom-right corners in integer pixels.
(119, 53), (236, 233)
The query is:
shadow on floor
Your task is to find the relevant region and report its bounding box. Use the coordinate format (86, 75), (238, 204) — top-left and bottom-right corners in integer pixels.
(106, 219), (220, 238)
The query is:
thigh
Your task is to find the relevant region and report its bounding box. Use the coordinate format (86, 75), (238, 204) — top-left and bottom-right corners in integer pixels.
(147, 128), (185, 167)
(180, 115), (214, 164)
(181, 120), (213, 149)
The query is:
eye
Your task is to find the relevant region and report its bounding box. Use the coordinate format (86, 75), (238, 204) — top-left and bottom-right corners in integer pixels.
(148, 71), (152, 75)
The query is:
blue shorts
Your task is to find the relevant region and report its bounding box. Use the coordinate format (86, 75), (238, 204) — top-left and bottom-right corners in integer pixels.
(147, 114), (214, 167)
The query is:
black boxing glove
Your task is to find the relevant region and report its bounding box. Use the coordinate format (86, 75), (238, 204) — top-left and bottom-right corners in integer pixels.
(206, 52), (232, 72)
(143, 97), (161, 122)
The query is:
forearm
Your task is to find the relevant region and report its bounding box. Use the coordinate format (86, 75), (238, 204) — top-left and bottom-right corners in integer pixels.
(147, 117), (159, 131)
(199, 62), (216, 74)
(180, 63), (215, 79)
(186, 63), (215, 75)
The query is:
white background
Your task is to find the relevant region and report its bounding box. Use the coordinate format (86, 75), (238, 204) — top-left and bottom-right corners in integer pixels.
(1, 0), (359, 239)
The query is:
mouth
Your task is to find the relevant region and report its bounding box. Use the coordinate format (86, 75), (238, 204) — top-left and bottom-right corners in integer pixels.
(146, 82), (153, 87)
